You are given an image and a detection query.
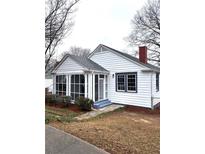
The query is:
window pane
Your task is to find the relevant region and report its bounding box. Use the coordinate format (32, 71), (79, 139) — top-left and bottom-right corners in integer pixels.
(59, 75), (62, 83)
(95, 75), (98, 101)
(80, 93), (84, 97)
(75, 75), (79, 83)
(63, 75), (66, 83)
(127, 74), (136, 91)
(71, 93), (74, 100)
(95, 75), (98, 83)
(100, 75), (104, 78)
(63, 92), (66, 96)
(117, 75), (125, 90)
(56, 76), (59, 83)
(71, 84), (74, 93)
(75, 93), (79, 100)
(75, 84), (79, 93)
(80, 75), (85, 83)
(63, 84), (66, 92)
(56, 84), (59, 91)
(80, 85), (85, 93)
(59, 84), (62, 91)
(71, 75), (74, 83)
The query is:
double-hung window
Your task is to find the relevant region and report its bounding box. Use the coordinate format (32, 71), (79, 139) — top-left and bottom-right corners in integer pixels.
(117, 74), (125, 91)
(127, 74), (136, 92)
(116, 73), (137, 92)
(56, 75), (66, 96)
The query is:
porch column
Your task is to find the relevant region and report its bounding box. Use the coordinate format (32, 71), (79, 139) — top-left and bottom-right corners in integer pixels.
(68, 74), (71, 96)
(66, 74), (69, 96)
(85, 74), (88, 98)
(87, 74), (92, 100)
(92, 73), (95, 101)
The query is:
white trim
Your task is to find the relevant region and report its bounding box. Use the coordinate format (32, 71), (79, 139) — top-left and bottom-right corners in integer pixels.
(68, 75), (71, 96)
(85, 74), (88, 98)
(66, 75), (69, 96)
(92, 73), (95, 101)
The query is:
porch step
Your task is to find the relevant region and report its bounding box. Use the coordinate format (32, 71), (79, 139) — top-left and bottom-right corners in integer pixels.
(93, 99), (112, 109)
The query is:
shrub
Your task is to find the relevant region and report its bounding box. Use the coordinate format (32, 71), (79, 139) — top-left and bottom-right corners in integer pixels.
(45, 95), (71, 107)
(75, 96), (94, 111)
(55, 96), (71, 107)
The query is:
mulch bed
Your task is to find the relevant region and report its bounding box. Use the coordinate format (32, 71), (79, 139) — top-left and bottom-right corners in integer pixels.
(67, 104), (84, 113)
(125, 105), (160, 114)
(46, 103), (85, 113)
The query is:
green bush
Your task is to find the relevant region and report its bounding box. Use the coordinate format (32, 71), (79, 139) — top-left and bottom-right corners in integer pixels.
(75, 96), (94, 111)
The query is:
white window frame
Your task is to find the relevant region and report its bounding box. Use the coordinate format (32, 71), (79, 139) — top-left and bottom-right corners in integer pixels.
(117, 74), (125, 92)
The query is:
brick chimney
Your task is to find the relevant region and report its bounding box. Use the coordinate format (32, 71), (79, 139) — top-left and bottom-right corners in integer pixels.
(139, 46), (147, 64)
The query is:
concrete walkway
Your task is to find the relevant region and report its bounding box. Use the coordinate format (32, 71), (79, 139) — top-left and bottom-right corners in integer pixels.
(74, 104), (124, 121)
(46, 125), (109, 154)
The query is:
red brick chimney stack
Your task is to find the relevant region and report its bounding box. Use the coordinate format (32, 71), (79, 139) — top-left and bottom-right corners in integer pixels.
(139, 46), (147, 64)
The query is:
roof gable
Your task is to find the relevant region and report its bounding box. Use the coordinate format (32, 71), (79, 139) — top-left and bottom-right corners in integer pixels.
(52, 54), (108, 73)
(88, 44), (160, 72)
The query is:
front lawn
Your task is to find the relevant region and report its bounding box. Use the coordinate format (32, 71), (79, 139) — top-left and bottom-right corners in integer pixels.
(48, 106), (160, 154)
(45, 105), (84, 123)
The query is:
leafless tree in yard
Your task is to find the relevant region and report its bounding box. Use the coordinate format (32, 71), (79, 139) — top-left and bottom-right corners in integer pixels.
(60, 46), (91, 58)
(45, 0), (80, 69)
(127, 0), (160, 66)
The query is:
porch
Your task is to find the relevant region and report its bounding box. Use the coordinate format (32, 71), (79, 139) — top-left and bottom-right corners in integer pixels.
(53, 72), (109, 102)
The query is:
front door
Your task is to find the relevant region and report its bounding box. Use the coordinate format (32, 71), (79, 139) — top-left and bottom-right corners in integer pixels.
(99, 78), (104, 100)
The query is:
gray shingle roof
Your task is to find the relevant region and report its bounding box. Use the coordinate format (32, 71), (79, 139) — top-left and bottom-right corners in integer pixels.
(68, 54), (108, 72)
(53, 54), (108, 73)
(91, 44), (160, 72)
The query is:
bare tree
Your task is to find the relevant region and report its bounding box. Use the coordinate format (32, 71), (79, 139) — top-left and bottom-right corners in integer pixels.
(45, 0), (80, 69)
(60, 46), (91, 58)
(127, 0), (160, 65)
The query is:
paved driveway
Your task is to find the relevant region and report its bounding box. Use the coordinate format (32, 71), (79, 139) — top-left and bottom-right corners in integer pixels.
(46, 125), (109, 154)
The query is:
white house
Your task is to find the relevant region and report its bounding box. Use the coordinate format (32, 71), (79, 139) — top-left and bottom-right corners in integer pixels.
(52, 44), (160, 109)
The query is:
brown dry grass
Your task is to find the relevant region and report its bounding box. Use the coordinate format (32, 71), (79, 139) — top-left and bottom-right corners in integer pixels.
(49, 109), (160, 154)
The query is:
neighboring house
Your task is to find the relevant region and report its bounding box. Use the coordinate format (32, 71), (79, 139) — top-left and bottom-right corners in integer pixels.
(52, 44), (160, 109)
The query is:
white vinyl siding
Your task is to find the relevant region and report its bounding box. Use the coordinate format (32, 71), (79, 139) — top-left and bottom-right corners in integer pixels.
(54, 56), (85, 74)
(90, 51), (152, 108)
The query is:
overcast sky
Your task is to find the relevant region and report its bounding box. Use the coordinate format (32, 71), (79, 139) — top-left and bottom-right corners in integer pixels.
(56, 0), (147, 57)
